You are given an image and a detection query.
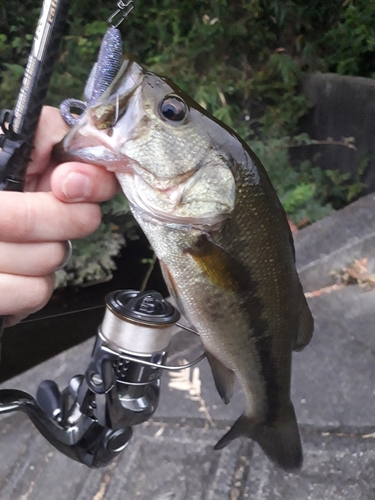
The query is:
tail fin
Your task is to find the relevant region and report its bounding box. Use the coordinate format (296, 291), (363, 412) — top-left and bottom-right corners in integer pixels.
(214, 402), (303, 471)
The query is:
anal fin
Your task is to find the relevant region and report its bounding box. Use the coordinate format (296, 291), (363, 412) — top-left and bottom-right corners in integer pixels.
(159, 260), (186, 317)
(206, 352), (235, 405)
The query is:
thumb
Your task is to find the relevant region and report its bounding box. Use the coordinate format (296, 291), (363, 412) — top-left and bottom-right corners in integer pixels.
(51, 162), (119, 203)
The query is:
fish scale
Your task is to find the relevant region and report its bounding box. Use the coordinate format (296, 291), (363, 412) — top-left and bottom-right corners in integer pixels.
(132, 212), (270, 426)
(58, 56), (314, 471)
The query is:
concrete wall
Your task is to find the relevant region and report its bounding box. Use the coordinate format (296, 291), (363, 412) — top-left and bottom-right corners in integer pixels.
(291, 73), (375, 194)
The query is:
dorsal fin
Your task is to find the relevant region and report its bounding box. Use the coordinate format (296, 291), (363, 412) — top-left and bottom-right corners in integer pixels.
(294, 295), (314, 352)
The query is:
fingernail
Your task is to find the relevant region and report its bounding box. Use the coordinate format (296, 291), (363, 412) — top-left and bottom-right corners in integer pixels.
(62, 172), (92, 201)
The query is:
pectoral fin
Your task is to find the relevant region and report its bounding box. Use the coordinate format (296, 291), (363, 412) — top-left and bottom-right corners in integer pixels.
(206, 352), (235, 404)
(187, 235), (247, 292)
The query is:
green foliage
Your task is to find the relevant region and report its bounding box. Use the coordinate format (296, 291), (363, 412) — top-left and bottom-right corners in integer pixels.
(0, 0), (372, 285)
(55, 222), (124, 288)
(250, 133), (368, 225)
(322, 2), (375, 76)
(324, 153), (368, 207)
(249, 136), (333, 225)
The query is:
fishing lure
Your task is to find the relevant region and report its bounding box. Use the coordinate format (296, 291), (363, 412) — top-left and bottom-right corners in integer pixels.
(60, 1), (134, 126)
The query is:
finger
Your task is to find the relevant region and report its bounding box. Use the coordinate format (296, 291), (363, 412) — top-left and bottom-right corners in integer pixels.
(27, 106), (70, 178)
(0, 191), (101, 242)
(0, 241), (67, 276)
(4, 315), (28, 328)
(51, 162), (119, 203)
(0, 273), (55, 321)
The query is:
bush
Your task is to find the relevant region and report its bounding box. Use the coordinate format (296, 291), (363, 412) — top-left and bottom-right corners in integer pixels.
(1, 0), (373, 285)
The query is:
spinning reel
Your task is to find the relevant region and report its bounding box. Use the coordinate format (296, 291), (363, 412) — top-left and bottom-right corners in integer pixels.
(0, 290), (204, 467)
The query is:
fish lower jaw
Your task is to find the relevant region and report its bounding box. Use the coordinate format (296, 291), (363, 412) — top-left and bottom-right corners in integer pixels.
(119, 176), (226, 230)
(130, 201), (227, 231)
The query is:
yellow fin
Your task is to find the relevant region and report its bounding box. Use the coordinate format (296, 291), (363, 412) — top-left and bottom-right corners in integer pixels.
(187, 235), (246, 292)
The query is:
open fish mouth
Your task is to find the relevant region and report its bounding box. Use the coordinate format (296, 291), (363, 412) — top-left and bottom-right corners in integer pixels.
(60, 126), (199, 191)
(56, 56), (146, 169)
(56, 128), (132, 172)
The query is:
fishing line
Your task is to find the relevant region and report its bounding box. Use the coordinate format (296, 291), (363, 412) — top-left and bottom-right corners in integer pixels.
(20, 304), (106, 324)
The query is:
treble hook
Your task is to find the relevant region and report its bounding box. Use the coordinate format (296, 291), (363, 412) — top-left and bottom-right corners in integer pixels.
(108, 1), (135, 28)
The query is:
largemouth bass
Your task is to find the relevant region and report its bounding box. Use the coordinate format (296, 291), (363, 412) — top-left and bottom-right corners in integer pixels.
(58, 57), (313, 471)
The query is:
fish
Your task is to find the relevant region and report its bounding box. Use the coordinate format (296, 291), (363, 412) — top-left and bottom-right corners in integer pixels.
(57, 56), (314, 471)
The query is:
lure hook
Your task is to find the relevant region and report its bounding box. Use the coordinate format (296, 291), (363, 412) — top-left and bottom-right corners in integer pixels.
(108, 1), (135, 28)
(112, 94), (120, 126)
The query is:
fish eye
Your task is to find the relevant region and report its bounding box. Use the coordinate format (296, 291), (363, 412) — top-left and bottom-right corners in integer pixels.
(159, 95), (187, 122)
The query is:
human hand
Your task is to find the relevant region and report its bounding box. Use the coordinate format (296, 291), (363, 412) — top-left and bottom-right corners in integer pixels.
(0, 106), (118, 327)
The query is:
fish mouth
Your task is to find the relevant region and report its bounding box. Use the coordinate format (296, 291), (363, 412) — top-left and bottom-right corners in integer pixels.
(58, 125), (197, 187)
(88, 56), (146, 130)
(55, 56), (146, 169)
(57, 127), (129, 171)
(55, 55), (233, 229)
(58, 127), (232, 230)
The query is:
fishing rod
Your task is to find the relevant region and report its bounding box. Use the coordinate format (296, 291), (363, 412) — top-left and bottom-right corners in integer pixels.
(0, 0), (70, 189)
(0, 1), (206, 469)
(0, 0), (70, 334)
